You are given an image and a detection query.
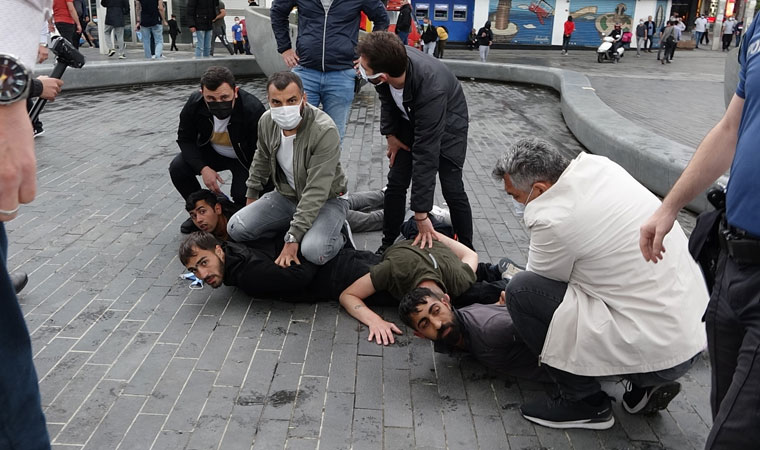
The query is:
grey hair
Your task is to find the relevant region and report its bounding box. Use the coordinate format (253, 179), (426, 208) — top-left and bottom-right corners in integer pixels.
(491, 138), (570, 191)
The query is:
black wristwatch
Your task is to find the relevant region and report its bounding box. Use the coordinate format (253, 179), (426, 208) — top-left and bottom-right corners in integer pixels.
(0, 54), (31, 105)
(284, 233), (298, 244)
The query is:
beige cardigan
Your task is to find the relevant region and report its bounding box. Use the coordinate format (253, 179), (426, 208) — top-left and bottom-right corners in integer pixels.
(524, 153), (708, 376)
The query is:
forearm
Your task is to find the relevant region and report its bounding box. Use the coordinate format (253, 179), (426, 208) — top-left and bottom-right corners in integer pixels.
(660, 96), (741, 215)
(339, 293), (383, 328)
(67, 4), (81, 25)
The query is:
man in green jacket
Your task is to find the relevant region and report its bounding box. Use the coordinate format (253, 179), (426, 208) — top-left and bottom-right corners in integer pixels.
(227, 71), (349, 267)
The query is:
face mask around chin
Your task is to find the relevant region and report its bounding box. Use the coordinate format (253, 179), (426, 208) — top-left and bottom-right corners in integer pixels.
(270, 101), (303, 130)
(207, 100), (234, 119)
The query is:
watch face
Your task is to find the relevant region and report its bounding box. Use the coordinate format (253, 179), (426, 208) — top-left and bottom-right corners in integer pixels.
(0, 56), (29, 103)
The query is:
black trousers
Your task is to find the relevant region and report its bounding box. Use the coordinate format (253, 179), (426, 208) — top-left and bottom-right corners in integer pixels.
(382, 146), (473, 249)
(704, 248), (760, 449)
(701, 31), (711, 44)
(722, 33), (733, 50)
(169, 150), (249, 206)
(55, 22), (77, 46)
(506, 271), (697, 401)
(562, 34), (571, 52)
(170, 32), (179, 51)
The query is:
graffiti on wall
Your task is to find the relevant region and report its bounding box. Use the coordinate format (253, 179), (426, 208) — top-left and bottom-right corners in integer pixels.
(487, 0), (557, 44)
(563, 0), (634, 46)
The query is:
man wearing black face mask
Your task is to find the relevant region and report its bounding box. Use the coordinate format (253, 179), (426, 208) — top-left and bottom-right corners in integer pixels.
(171, 66), (266, 233)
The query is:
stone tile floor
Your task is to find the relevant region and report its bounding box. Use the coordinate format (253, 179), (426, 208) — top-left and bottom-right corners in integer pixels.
(10, 77), (710, 449)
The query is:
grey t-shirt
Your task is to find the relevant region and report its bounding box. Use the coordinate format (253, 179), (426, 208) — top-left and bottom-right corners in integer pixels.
(213, 1), (226, 27)
(434, 304), (545, 380)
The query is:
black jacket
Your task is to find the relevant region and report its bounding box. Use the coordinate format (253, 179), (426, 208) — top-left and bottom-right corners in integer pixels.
(376, 46), (469, 213)
(477, 23), (493, 46)
(168, 18), (181, 35)
(395, 4), (412, 33)
(176, 88), (266, 174)
(186, 0), (218, 30)
(271, 0), (389, 72)
(421, 23), (437, 43)
(101, 0), (129, 27)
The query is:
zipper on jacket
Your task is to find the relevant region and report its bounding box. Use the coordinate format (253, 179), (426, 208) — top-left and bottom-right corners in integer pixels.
(236, 142), (248, 171)
(321, 2), (331, 72)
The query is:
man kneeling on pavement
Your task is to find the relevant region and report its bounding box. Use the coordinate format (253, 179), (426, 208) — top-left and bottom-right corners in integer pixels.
(493, 138), (708, 430)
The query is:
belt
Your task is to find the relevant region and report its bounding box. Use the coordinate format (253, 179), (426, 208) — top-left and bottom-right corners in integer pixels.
(719, 221), (760, 265)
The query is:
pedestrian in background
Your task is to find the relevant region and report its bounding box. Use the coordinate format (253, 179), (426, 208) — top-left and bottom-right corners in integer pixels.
(660, 20), (676, 64)
(209, 0), (234, 55)
(735, 19), (744, 47)
(562, 15), (574, 55)
(477, 20), (493, 62)
(231, 16), (245, 54)
(420, 17), (437, 56)
(434, 24), (448, 58)
(694, 14), (707, 48)
(102, 0), (129, 58)
(467, 28), (477, 50)
(722, 17), (735, 51)
(168, 13), (180, 51)
(187, 0), (218, 57)
(53, 0), (82, 45)
(644, 15), (656, 52)
(395, 0), (412, 45)
(635, 18), (646, 56)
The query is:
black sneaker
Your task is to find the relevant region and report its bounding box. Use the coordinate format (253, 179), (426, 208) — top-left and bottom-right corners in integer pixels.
(622, 381), (681, 415)
(375, 243), (390, 256)
(33, 127), (44, 138)
(11, 271), (29, 294)
(180, 217), (199, 234)
(497, 257), (524, 280)
(520, 392), (615, 430)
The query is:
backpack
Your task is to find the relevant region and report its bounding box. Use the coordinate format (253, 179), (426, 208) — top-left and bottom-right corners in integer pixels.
(621, 31), (632, 43)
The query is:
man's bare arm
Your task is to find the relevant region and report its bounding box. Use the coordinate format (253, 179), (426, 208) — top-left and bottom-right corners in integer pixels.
(339, 274), (402, 345)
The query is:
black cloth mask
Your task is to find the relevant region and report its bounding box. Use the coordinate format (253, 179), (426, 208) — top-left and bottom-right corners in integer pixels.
(207, 100), (234, 119)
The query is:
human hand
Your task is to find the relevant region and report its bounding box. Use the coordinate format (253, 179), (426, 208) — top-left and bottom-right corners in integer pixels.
(0, 103), (37, 222)
(639, 207), (677, 263)
(200, 166), (224, 194)
(281, 48), (300, 68)
(275, 242), (300, 268)
(246, 197), (256, 206)
(38, 76), (64, 100)
(367, 318), (402, 345)
(412, 216), (438, 249)
(385, 134), (409, 168)
(163, 21), (169, 26)
(497, 290), (506, 305)
(37, 46), (49, 63)
(76, 24), (82, 34)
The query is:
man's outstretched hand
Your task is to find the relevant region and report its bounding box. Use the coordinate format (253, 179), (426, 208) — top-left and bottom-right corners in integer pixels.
(412, 216), (438, 249)
(367, 317), (403, 345)
(639, 207), (677, 263)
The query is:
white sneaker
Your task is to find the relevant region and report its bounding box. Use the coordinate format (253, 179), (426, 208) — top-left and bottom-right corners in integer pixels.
(108, 49), (115, 57)
(118, 54), (127, 59)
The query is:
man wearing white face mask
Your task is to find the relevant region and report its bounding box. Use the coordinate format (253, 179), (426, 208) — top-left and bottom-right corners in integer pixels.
(227, 72), (349, 268)
(493, 138), (709, 431)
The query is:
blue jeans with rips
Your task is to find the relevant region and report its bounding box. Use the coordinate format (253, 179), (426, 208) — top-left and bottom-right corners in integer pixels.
(291, 66), (356, 142)
(0, 223), (50, 450)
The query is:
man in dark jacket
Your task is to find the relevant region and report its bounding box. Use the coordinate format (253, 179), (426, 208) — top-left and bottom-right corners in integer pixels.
(356, 31), (473, 253)
(187, 0), (218, 56)
(395, 1), (413, 44)
(168, 13), (180, 51)
(170, 66), (266, 233)
(477, 21), (493, 62)
(102, 0), (129, 58)
(178, 231), (395, 303)
(270, 0), (389, 141)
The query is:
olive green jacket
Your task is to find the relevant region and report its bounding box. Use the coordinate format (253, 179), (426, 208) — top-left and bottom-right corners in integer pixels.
(246, 103), (348, 242)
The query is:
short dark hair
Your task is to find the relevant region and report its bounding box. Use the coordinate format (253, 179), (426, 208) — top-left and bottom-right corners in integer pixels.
(185, 189), (219, 212)
(200, 66), (236, 91)
(356, 31), (408, 78)
(398, 287), (444, 329)
(178, 232), (221, 266)
(266, 71), (304, 94)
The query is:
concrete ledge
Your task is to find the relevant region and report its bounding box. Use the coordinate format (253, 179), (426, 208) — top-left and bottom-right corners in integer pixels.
(35, 56), (263, 91)
(443, 60), (724, 213)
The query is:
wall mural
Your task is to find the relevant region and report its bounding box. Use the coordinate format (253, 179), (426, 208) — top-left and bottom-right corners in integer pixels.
(564, 0), (634, 46)
(487, 0), (557, 44)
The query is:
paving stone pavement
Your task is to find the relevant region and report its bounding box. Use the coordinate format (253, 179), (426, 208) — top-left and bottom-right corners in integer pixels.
(11, 76), (710, 449)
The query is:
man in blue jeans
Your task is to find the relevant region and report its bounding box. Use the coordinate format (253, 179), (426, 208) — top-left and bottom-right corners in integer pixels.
(187, 0), (218, 57)
(227, 72), (349, 266)
(0, 1), (54, 448)
(270, 0), (389, 141)
(135, 0), (167, 59)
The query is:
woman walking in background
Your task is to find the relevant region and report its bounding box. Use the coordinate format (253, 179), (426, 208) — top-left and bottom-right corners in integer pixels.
(562, 16), (574, 55)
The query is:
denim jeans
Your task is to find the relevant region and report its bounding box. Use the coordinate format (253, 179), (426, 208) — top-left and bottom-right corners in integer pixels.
(291, 66), (355, 142)
(104, 25), (126, 56)
(0, 223), (50, 450)
(506, 271), (698, 401)
(227, 191), (348, 265)
(141, 24), (163, 58)
(704, 249), (760, 449)
(694, 31), (704, 46)
(194, 29), (213, 57)
(344, 190), (385, 233)
(397, 31), (409, 45)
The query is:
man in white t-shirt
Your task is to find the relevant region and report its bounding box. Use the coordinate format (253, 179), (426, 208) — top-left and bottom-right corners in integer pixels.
(171, 66), (266, 233)
(694, 14), (708, 48)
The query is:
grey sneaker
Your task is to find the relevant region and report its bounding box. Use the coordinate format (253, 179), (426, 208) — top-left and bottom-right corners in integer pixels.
(497, 257), (524, 280)
(520, 392), (615, 430)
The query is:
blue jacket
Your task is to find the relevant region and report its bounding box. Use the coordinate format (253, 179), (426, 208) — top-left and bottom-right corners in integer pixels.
(271, 0), (389, 72)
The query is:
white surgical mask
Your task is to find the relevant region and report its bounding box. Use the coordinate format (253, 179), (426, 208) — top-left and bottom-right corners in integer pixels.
(358, 63), (385, 85)
(270, 100), (303, 130)
(511, 186), (535, 218)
